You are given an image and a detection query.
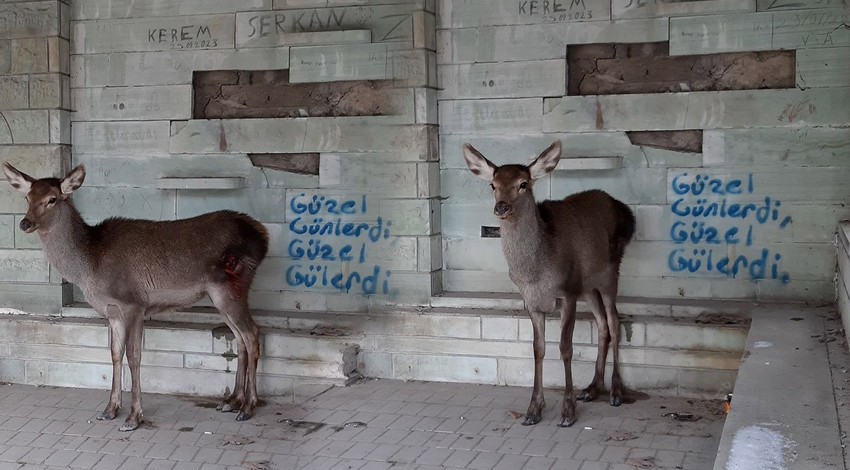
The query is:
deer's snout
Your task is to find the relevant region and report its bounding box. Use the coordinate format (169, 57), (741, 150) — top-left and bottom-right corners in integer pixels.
(494, 201), (511, 218)
(19, 218), (34, 233)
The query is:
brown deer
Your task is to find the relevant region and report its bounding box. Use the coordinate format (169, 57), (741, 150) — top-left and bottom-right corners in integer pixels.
(3, 162), (269, 431)
(463, 140), (635, 427)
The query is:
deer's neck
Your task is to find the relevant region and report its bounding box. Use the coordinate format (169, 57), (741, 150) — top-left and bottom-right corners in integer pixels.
(38, 201), (93, 286)
(499, 200), (547, 280)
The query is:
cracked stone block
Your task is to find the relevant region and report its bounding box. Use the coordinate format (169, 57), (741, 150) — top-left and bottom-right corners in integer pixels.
(193, 69), (407, 119)
(567, 42), (795, 96)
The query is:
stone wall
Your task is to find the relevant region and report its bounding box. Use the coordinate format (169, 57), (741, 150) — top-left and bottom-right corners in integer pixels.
(438, 0), (850, 303)
(0, 0), (72, 313)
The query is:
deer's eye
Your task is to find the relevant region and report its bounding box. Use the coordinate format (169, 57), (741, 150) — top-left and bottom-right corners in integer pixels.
(519, 181), (528, 190)
(47, 196), (57, 205)
(489, 183), (495, 190)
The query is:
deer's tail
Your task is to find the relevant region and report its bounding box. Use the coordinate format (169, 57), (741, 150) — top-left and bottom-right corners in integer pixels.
(611, 199), (636, 263)
(220, 212), (270, 300)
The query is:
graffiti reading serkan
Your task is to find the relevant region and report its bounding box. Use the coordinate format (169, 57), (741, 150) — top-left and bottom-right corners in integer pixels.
(286, 193), (392, 295)
(667, 173), (793, 284)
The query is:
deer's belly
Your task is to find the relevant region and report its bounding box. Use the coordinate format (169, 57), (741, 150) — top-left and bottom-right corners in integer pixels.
(146, 287), (206, 311)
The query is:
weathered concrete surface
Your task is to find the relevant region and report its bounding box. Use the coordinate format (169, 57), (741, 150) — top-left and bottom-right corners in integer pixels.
(712, 306), (843, 470)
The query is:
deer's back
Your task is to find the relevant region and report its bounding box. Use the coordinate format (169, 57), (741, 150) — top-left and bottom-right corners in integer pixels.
(86, 210), (268, 300)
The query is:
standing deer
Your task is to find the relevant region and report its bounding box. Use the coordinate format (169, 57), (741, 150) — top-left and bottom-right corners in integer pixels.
(463, 140), (635, 427)
(3, 162), (268, 431)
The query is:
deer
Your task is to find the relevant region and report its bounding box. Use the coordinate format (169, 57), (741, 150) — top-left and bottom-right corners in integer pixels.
(463, 140), (636, 427)
(2, 162), (269, 431)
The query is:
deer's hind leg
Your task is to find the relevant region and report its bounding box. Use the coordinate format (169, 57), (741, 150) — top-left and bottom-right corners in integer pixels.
(578, 290), (609, 402)
(600, 289), (624, 407)
(209, 284), (260, 421)
(121, 312), (145, 431)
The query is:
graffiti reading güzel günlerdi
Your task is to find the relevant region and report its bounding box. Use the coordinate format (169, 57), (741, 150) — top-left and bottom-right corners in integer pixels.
(286, 193), (393, 295)
(668, 172), (793, 284)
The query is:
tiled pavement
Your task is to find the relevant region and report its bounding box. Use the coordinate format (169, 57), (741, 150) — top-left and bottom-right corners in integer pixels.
(0, 380), (724, 469)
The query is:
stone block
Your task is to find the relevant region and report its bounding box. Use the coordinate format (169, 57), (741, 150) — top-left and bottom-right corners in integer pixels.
(14, 215), (41, 249)
(452, 18), (669, 63)
(435, 29), (450, 64)
(0, 215), (11, 249)
(107, 48), (292, 86)
(130, 365), (231, 396)
(518, 317), (595, 344)
(71, 85), (192, 121)
(414, 87), (438, 124)
(481, 317), (518, 341)
(0, 284), (67, 314)
(757, 0), (842, 10)
(0, 110), (49, 144)
(0, 358), (24, 383)
(72, 120), (172, 155)
(290, 43), (395, 83)
(0, 39), (10, 74)
(797, 47), (850, 88)
(358, 351), (393, 378)
(439, 98), (543, 135)
(145, 328), (212, 353)
(73, 0), (271, 19)
(25, 360), (112, 389)
(446, 0), (610, 27)
(412, 10), (435, 50)
(443, 237), (508, 272)
(676, 368), (737, 397)
(379, 198), (434, 236)
(442, 269), (516, 293)
(417, 234), (441, 272)
(0, 319), (107, 347)
(393, 353), (498, 383)
(319, 155), (418, 197)
(237, 28), (370, 49)
(175, 188), (289, 223)
(29, 73), (63, 109)
(543, 89), (850, 132)
(551, 168), (668, 204)
(10, 343), (108, 365)
(439, 60), (565, 99)
(170, 118), (433, 157)
(0, 76), (29, 109)
(439, 132), (634, 169)
(704, 128), (850, 167)
(441, 204), (500, 237)
(72, 187), (177, 222)
(10, 38), (48, 73)
(0, 1), (59, 39)
(47, 37), (70, 74)
(263, 334), (356, 362)
(74, 14), (236, 54)
(613, 0), (754, 19)
(645, 323), (748, 352)
(670, 9), (850, 55)
(48, 109), (70, 144)
(235, 4), (418, 48)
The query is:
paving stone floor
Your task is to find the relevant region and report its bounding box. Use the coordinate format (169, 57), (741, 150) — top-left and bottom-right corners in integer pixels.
(0, 379), (725, 469)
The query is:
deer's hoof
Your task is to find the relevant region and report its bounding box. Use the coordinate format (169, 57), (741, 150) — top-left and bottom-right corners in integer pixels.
(521, 415), (540, 426)
(217, 402), (233, 413)
(119, 420), (139, 432)
(577, 390), (597, 402)
(96, 410), (117, 421)
(235, 411), (251, 422)
(610, 396), (623, 407)
(557, 416), (576, 428)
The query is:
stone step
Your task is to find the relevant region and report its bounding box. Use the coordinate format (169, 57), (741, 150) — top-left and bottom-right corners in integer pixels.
(0, 311), (361, 402)
(57, 300), (748, 398)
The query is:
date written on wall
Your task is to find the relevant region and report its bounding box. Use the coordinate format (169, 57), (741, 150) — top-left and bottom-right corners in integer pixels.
(148, 24), (219, 50)
(518, 0), (594, 22)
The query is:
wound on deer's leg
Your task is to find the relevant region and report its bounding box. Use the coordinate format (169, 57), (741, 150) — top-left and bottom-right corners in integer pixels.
(224, 255), (246, 299)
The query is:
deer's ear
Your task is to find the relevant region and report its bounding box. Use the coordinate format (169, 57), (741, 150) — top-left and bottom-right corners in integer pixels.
(462, 144), (497, 182)
(2, 162), (34, 194)
(528, 140), (561, 180)
(60, 165), (86, 195)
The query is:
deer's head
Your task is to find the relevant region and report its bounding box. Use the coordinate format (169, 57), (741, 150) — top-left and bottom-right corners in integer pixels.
(2, 163), (86, 233)
(462, 140), (561, 220)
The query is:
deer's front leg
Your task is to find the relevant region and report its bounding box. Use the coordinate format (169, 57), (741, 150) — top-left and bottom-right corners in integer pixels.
(121, 313), (145, 431)
(558, 296), (578, 427)
(97, 309), (126, 421)
(523, 310), (546, 426)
